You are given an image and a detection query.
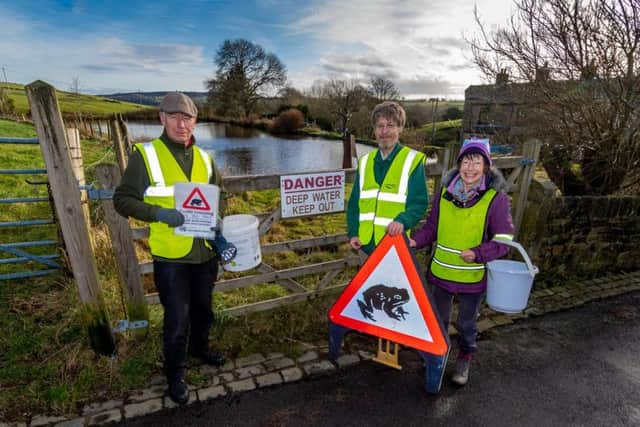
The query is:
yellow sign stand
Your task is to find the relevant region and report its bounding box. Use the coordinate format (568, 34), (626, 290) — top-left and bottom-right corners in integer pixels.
(373, 338), (402, 370)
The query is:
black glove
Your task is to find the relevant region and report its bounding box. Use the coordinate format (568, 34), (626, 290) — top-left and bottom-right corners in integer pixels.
(155, 208), (185, 227)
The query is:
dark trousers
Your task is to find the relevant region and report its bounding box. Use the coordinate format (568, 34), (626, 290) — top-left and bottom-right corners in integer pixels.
(153, 258), (218, 380)
(432, 286), (484, 354)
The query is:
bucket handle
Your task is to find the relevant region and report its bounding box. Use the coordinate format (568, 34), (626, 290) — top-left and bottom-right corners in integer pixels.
(491, 238), (539, 278)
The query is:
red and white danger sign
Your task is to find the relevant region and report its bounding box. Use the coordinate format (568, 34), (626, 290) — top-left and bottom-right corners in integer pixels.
(174, 183), (219, 239)
(329, 234), (449, 356)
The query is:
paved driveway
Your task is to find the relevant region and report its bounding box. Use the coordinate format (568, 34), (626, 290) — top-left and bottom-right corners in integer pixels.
(116, 291), (640, 427)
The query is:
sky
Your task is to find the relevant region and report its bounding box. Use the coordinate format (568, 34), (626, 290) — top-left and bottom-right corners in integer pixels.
(0, 0), (515, 99)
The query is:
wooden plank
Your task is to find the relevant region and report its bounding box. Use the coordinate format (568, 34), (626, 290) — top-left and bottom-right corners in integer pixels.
(215, 257), (361, 292)
(145, 282), (348, 313)
(315, 269), (340, 290)
(95, 163), (149, 338)
(65, 127), (91, 233)
(506, 166), (523, 186)
(258, 207), (280, 236)
(261, 233), (349, 254)
(221, 282), (348, 317)
(26, 80), (115, 355)
(222, 169), (357, 193)
(109, 119), (128, 174)
(256, 263), (307, 293)
(513, 139), (541, 236)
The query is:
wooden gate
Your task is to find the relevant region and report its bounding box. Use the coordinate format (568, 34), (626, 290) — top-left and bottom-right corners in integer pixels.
(100, 138), (540, 317)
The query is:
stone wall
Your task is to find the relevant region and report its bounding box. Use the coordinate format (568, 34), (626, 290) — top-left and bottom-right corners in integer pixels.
(519, 178), (640, 282)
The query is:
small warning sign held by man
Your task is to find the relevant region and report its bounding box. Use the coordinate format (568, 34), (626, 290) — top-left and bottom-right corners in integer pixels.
(174, 183), (219, 239)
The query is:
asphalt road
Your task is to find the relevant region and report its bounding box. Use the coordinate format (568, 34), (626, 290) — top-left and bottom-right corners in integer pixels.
(116, 291), (640, 427)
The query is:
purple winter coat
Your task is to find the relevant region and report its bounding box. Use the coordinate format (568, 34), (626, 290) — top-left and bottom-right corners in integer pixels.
(412, 168), (514, 294)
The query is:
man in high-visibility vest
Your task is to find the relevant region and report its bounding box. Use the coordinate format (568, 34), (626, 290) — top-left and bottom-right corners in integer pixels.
(347, 101), (428, 255)
(114, 92), (226, 405)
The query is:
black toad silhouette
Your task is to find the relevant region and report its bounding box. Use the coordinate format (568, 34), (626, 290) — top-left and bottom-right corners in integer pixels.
(357, 284), (410, 322)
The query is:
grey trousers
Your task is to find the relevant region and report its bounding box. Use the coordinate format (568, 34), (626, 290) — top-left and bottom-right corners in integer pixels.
(432, 286), (484, 354)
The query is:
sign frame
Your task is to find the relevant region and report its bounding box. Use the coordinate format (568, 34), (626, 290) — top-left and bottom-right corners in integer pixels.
(280, 171), (345, 219)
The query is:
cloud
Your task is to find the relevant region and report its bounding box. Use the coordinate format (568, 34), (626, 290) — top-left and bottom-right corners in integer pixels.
(396, 76), (457, 97)
(287, 0), (514, 98)
(319, 54), (399, 79)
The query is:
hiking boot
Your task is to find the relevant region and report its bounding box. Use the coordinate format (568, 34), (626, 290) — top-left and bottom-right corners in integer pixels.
(451, 357), (471, 386)
(189, 349), (226, 367)
(168, 377), (189, 405)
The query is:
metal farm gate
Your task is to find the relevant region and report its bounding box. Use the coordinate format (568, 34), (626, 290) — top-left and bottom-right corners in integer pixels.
(0, 136), (61, 280)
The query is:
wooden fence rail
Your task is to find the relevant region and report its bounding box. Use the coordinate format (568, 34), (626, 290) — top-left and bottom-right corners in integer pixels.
(101, 139), (540, 318)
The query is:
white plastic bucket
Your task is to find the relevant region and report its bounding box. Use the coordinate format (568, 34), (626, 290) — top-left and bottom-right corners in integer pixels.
(486, 240), (539, 314)
(221, 215), (262, 272)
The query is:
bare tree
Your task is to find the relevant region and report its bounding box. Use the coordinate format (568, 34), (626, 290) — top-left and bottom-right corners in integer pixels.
(368, 76), (399, 102)
(206, 39), (287, 117)
(322, 79), (369, 133)
(469, 0), (640, 195)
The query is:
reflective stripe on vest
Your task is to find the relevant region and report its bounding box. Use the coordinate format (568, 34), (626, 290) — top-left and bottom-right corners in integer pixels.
(357, 146), (425, 246)
(135, 139), (212, 259)
(429, 187), (497, 284)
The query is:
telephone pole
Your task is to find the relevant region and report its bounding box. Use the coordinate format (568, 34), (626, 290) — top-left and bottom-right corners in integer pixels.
(1, 66), (8, 88)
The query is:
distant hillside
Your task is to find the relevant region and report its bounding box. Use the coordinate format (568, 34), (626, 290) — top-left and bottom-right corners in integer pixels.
(99, 91), (208, 106)
(2, 82), (149, 116)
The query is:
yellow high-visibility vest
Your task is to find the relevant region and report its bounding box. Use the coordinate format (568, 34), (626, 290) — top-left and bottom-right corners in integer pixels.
(357, 146), (425, 245)
(136, 139), (212, 259)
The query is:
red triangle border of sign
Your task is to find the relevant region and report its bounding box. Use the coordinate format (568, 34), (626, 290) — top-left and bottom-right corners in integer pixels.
(182, 187), (211, 211)
(328, 234), (450, 356)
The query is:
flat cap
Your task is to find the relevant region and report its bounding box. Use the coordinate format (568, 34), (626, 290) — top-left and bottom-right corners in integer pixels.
(159, 92), (198, 117)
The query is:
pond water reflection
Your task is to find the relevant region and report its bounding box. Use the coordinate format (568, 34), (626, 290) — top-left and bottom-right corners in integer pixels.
(126, 121), (374, 176)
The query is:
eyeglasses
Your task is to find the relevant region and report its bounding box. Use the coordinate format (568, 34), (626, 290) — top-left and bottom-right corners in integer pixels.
(460, 158), (484, 168)
(375, 123), (398, 131)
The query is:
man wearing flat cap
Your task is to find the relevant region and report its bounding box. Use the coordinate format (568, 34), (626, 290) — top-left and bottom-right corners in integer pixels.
(114, 92), (226, 405)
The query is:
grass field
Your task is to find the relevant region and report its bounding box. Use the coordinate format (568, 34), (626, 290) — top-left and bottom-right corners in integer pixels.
(2, 82), (149, 116)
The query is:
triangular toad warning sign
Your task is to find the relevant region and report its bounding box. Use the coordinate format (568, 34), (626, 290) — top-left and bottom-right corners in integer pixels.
(182, 187), (211, 211)
(329, 234), (449, 356)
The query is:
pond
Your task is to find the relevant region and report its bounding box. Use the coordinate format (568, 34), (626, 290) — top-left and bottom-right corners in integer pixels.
(126, 122), (374, 176)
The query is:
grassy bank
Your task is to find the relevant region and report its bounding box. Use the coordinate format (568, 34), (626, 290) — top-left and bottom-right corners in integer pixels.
(2, 82), (149, 117)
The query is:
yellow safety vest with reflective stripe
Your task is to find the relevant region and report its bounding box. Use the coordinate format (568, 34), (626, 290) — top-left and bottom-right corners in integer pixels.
(430, 187), (511, 284)
(357, 146), (425, 246)
(135, 139), (213, 259)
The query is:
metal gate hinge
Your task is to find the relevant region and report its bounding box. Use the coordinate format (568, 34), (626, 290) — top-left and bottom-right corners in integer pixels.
(113, 319), (149, 334)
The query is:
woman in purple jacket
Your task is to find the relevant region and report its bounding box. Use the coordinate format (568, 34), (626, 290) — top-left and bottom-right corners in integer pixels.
(410, 138), (514, 386)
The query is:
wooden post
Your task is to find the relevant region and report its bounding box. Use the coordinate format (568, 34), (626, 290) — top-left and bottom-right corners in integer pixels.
(110, 119), (128, 174)
(444, 140), (460, 172)
(96, 163), (149, 339)
(25, 80), (115, 356)
(342, 133), (355, 169)
(117, 114), (132, 153)
(513, 139), (542, 237)
(65, 127), (92, 233)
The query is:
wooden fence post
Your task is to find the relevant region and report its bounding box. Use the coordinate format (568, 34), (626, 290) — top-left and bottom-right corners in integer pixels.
(66, 127), (92, 234)
(513, 139), (542, 237)
(117, 114), (131, 153)
(342, 133), (356, 169)
(25, 80), (115, 356)
(110, 119), (128, 174)
(96, 163), (149, 338)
